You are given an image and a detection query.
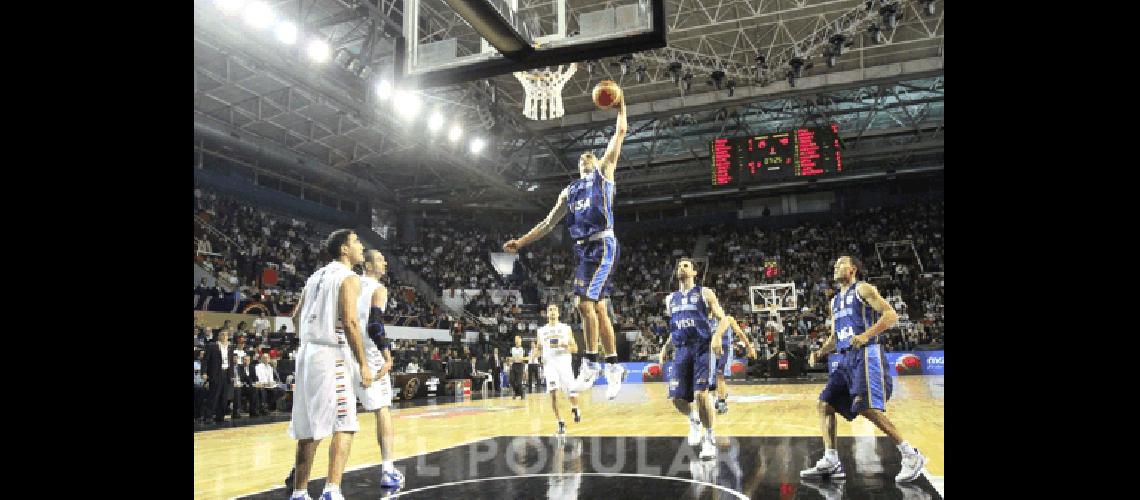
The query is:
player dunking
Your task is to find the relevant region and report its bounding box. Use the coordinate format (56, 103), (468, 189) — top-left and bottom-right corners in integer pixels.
(285, 249), (403, 491)
(504, 94), (629, 399)
(800, 256), (927, 483)
(708, 314), (757, 414)
(286, 229), (370, 500)
(534, 304), (582, 435)
(658, 257), (730, 460)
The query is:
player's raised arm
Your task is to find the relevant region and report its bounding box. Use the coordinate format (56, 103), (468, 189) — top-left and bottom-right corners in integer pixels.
(851, 282), (899, 348)
(599, 99), (627, 182)
(702, 288), (730, 357)
(503, 189), (569, 252)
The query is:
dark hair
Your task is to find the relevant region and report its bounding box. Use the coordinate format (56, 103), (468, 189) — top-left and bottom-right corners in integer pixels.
(324, 229), (355, 259)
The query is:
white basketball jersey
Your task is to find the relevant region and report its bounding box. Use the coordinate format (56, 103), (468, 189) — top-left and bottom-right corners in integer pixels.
(358, 276), (383, 350)
(537, 322), (573, 362)
(298, 261), (356, 345)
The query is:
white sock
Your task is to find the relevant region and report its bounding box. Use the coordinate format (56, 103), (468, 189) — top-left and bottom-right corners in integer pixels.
(291, 489), (307, 499)
(704, 427), (715, 442)
(322, 483), (340, 495)
(897, 441), (917, 456)
(825, 449), (839, 462)
(383, 460), (394, 472)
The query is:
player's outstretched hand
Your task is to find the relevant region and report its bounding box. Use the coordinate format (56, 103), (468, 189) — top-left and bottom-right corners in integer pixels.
(712, 342), (723, 357)
(851, 334), (869, 349)
(747, 347), (757, 360)
(503, 239), (521, 253)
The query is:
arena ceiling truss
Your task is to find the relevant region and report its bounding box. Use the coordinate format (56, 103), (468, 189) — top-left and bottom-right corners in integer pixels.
(194, 0), (942, 211)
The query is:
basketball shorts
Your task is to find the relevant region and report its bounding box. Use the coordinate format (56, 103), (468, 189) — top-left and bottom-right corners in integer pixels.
(350, 344), (393, 411)
(819, 343), (894, 421)
(668, 343), (712, 402)
(543, 354), (578, 396)
(573, 235), (620, 301)
(288, 342), (359, 441)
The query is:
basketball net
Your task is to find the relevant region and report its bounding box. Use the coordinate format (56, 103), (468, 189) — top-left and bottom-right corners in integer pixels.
(513, 62), (576, 121)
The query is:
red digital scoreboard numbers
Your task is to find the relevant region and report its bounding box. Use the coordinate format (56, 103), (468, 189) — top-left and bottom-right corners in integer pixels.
(710, 125), (843, 186)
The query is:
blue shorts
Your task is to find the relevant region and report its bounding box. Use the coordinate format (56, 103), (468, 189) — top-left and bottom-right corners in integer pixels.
(572, 235), (619, 301)
(819, 344), (893, 421)
(667, 343), (712, 402)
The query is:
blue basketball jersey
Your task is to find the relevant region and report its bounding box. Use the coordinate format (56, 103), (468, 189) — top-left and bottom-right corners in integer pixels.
(668, 286), (712, 345)
(563, 169), (615, 240)
(832, 282), (881, 350)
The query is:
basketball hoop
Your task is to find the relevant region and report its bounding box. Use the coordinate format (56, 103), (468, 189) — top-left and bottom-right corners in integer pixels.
(513, 62), (577, 120)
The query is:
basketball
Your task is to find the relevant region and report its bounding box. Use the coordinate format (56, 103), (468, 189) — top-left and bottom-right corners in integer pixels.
(592, 80), (623, 108)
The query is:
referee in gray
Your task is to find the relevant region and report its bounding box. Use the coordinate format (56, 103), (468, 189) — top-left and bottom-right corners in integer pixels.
(510, 335), (527, 399)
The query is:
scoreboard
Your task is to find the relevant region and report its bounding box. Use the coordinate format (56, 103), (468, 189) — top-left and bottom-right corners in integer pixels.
(711, 125), (843, 186)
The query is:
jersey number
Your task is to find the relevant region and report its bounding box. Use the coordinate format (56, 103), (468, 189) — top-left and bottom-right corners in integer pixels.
(837, 326), (855, 341)
(571, 198), (591, 212)
(675, 318), (696, 329)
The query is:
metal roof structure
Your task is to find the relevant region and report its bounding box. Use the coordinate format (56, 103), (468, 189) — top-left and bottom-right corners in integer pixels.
(193, 0), (943, 211)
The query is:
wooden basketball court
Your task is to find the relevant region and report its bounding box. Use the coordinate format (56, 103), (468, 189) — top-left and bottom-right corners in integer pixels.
(194, 376), (944, 499)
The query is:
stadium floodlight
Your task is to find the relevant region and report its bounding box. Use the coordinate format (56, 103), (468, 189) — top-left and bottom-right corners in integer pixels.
(274, 21), (297, 45)
(395, 90), (421, 118)
(375, 80), (393, 100)
(242, 1), (274, 30)
(428, 111), (444, 132)
(448, 124), (462, 142)
(216, 0), (247, 15)
(470, 138), (486, 154)
(307, 39), (330, 62)
(921, 0), (935, 16)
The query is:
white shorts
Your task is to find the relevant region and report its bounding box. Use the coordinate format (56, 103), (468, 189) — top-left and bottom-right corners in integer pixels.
(288, 343), (359, 441)
(543, 355), (577, 397)
(351, 345), (393, 411)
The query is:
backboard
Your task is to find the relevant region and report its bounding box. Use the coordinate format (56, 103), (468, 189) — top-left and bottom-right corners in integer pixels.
(399, 0), (665, 88)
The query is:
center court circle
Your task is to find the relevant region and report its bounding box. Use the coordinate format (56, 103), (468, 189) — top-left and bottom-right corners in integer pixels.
(387, 472), (749, 499)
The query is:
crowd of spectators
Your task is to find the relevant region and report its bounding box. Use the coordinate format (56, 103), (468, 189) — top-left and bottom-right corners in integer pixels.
(194, 186), (450, 326)
(195, 188), (942, 418)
